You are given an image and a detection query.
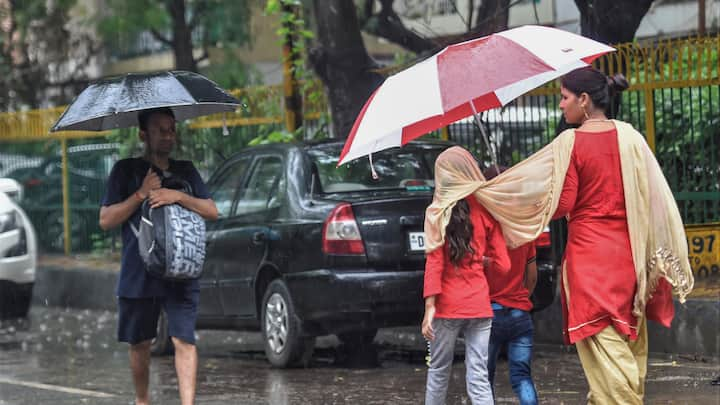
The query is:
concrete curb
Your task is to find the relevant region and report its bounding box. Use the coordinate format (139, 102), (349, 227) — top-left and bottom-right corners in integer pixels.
(33, 266), (117, 311)
(33, 264), (719, 357)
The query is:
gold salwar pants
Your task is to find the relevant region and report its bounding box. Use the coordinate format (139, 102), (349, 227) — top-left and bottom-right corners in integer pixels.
(575, 319), (648, 405)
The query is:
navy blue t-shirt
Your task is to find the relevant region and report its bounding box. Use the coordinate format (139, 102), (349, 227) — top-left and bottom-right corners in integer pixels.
(101, 158), (210, 298)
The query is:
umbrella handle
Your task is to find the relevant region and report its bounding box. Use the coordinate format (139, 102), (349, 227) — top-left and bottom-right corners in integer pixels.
(368, 153), (379, 180)
(469, 102), (500, 175)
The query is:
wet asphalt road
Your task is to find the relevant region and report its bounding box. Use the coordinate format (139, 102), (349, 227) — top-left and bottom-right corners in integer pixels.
(0, 307), (718, 404)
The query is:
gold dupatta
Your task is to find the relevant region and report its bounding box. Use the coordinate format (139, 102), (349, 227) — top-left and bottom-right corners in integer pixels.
(424, 120), (693, 317)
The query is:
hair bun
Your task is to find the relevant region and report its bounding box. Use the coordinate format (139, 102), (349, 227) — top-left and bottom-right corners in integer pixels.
(607, 73), (629, 93)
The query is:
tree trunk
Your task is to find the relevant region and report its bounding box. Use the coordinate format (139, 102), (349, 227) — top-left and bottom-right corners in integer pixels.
(574, 0), (655, 44)
(474, 0), (510, 37)
(310, 0), (384, 139)
(167, 0), (198, 72)
(361, 0), (436, 54)
(572, 0), (654, 120)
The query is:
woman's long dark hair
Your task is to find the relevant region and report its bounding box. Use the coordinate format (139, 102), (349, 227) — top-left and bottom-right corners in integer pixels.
(561, 67), (629, 118)
(446, 199), (474, 266)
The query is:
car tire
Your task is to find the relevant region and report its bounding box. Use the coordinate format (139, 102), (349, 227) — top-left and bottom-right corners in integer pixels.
(150, 309), (174, 356)
(261, 279), (314, 368)
(0, 281), (33, 319)
(337, 329), (378, 347)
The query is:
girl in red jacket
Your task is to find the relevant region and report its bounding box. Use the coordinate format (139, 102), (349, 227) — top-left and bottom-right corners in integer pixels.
(422, 146), (511, 405)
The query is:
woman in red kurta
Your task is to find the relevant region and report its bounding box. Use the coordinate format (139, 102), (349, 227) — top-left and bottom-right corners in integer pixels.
(554, 67), (674, 404)
(421, 147), (511, 405)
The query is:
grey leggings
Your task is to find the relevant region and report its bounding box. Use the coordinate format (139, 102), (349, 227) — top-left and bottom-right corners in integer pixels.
(425, 317), (494, 405)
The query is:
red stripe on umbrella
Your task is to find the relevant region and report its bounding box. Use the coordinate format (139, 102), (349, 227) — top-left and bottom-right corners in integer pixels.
(400, 92), (501, 146)
(337, 88), (380, 167)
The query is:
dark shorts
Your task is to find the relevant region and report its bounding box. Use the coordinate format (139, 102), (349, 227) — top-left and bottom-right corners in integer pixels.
(117, 285), (199, 345)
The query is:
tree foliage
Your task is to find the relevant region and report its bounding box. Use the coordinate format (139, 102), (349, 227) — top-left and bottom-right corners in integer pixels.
(98, 0), (253, 72)
(0, 0), (98, 110)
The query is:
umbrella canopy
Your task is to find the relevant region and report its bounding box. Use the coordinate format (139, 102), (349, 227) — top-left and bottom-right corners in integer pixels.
(338, 25), (615, 165)
(51, 71), (240, 132)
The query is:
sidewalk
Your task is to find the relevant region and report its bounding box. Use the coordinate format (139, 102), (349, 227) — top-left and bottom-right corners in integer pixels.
(33, 254), (719, 358)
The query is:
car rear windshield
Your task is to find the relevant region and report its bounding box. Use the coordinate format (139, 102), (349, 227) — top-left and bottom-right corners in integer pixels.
(307, 144), (443, 193)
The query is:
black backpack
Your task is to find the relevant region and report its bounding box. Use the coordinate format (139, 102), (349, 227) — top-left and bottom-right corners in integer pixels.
(130, 169), (206, 280)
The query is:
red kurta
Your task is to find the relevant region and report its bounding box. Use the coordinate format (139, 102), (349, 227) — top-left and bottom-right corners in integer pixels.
(488, 242), (535, 311)
(553, 128), (674, 344)
(424, 196), (511, 318)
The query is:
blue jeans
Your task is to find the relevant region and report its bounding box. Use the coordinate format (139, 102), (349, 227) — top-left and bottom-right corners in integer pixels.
(487, 303), (537, 405)
(425, 318), (494, 405)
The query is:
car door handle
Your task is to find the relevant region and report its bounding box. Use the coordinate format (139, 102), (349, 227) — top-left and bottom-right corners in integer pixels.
(252, 231), (267, 245)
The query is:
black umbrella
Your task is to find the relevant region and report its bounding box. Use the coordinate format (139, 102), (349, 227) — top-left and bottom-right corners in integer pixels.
(51, 71), (240, 132)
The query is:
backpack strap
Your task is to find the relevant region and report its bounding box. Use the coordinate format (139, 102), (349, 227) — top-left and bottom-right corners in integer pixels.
(129, 202), (154, 237)
(130, 158), (157, 239)
(129, 221), (140, 237)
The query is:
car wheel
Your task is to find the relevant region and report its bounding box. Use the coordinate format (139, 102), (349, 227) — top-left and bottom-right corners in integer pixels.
(261, 279), (314, 368)
(337, 329), (378, 347)
(150, 309), (174, 356)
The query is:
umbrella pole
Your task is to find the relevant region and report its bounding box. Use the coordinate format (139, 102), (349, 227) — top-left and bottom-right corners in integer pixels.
(469, 102), (500, 174)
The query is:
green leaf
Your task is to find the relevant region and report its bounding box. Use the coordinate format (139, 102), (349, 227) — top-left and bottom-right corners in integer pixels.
(265, 0), (281, 15)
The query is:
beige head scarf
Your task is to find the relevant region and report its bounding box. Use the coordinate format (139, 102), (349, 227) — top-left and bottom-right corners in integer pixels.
(424, 146), (487, 243)
(424, 120), (694, 317)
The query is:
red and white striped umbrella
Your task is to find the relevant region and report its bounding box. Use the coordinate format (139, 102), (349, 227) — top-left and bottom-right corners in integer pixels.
(338, 25), (615, 165)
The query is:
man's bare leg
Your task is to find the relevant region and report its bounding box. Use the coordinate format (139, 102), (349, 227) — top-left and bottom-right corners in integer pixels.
(129, 340), (152, 405)
(172, 337), (197, 405)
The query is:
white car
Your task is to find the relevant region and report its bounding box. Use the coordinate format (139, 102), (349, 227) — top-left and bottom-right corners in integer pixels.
(0, 178), (37, 319)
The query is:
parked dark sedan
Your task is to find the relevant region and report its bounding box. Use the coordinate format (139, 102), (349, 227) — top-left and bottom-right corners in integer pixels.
(152, 139), (557, 368)
(7, 143), (120, 251)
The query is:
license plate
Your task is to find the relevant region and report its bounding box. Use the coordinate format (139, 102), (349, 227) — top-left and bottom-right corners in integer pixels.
(685, 224), (720, 298)
(408, 232), (426, 252)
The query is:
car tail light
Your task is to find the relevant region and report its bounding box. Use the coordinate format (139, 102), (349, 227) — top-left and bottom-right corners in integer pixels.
(322, 203), (365, 255)
(25, 178), (42, 187)
(536, 228), (551, 248)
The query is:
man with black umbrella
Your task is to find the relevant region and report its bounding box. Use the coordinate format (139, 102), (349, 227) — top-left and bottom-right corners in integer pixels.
(99, 107), (218, 405)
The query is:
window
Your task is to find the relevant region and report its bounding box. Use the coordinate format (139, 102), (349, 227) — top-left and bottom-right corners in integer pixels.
(210, 158), (250, 218)
(307, 145), (439, 193)
(234, 156), (284, 216)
